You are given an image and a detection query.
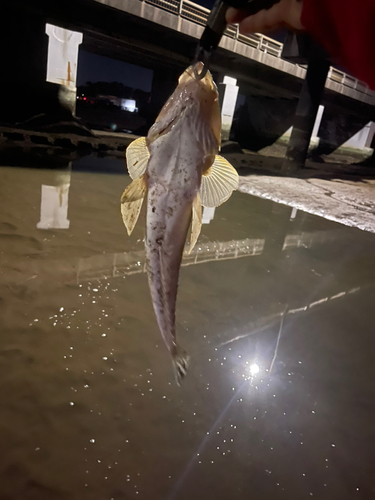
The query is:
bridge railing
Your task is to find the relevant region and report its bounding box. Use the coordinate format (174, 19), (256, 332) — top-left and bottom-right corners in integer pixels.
(143, 0), (372, 96)
(327, 67), (370, 93)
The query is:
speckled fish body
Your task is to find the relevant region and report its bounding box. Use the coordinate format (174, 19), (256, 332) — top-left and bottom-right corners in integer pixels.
(121, 63), (239, 383)
(145, 66), (220, 380)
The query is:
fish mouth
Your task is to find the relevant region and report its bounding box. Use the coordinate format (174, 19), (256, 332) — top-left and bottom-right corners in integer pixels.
(157, 111), (180, 136)
(149, 104), (189, 141)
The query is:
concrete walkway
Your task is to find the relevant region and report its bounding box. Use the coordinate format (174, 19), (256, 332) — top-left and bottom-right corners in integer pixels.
(224, 151), (375, 234)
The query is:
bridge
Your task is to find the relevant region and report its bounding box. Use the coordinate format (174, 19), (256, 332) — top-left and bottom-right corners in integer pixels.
(1, 0), (374, 156)
(108, 0), (373, 104)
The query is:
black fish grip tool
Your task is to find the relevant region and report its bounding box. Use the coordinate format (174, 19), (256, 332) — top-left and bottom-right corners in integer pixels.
(194, 0), (281, 79)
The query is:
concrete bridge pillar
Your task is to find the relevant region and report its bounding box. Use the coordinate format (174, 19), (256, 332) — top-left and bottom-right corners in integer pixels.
(0, 6), (82, 125)
(45, 24), (83, 116)
(282, 59), (330, 172)
(342, 121), (375, 150)
(281, 32), (330, 171)
(217, 76), (239, 141)
(310, 107), (375, 152)
(278, 104), (324, 149)
(310, 110), (374, 158)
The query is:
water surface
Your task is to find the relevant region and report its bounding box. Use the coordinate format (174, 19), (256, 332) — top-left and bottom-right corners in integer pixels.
(0, 156), (374, 500)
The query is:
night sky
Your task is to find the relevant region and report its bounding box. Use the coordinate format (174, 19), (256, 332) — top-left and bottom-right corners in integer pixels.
(77, 50), (153, 91)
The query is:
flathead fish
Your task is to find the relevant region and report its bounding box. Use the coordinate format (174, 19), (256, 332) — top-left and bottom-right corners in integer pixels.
(121, 63), (238, 383)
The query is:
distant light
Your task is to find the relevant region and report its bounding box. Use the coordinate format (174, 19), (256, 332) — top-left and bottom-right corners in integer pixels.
(249, 363), (260, 376)
(121, 99), (137, 112)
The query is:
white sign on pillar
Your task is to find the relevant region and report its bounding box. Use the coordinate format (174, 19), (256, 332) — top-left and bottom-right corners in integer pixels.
(283, 104), (324, 144)
(45, 24), (83, 90)
(218, 76), (239, 141)
(365, 122), (375, 148)
(312, 105), (325, 139)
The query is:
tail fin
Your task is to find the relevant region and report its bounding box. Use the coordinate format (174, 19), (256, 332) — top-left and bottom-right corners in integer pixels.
(172, 348), (190, 386)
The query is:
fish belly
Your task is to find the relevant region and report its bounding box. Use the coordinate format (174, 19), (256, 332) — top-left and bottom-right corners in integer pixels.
(145, 123), (202, 355)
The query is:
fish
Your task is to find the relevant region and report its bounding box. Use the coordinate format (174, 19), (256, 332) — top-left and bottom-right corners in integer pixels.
(120, 62), (239, 384)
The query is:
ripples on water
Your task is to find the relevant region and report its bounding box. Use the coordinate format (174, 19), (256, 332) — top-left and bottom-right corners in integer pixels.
(0, 155), (374, 499)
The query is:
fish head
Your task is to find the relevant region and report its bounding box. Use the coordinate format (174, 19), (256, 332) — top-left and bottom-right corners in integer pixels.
(147, 62), (221, 155)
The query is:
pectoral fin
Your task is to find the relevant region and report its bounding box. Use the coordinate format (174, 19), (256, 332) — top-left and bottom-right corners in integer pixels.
(125, 137), (150, 180)
(188, 193), (202, 254)
(200, 155), (239, 208)
(120, 175), (147, 235)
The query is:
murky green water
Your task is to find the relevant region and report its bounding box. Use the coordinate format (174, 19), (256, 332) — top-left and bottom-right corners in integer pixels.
(0, 156), (374, 500)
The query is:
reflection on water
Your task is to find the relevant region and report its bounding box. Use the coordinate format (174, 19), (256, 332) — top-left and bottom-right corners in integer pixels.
(282, 229), (339, 251)
(36, 166), (72, 230)
(202, 206), (215, 224)
(0, 157), (374, 500)
(78, 238), (265, 283)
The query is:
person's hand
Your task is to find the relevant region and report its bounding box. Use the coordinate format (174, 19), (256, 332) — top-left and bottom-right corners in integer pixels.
(226, 0), (304, 34)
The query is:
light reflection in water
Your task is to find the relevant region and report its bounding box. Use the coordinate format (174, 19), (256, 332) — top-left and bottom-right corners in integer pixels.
(249, 363), (260, 376)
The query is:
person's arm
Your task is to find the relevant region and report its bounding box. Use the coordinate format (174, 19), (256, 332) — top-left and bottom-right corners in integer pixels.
(226, 0), (375, 89)
(226, 0), (303, 33)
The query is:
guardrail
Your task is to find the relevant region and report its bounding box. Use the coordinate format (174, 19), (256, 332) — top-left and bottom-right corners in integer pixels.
(142, 0), (372, 96)
(327, 67), (370, 94)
